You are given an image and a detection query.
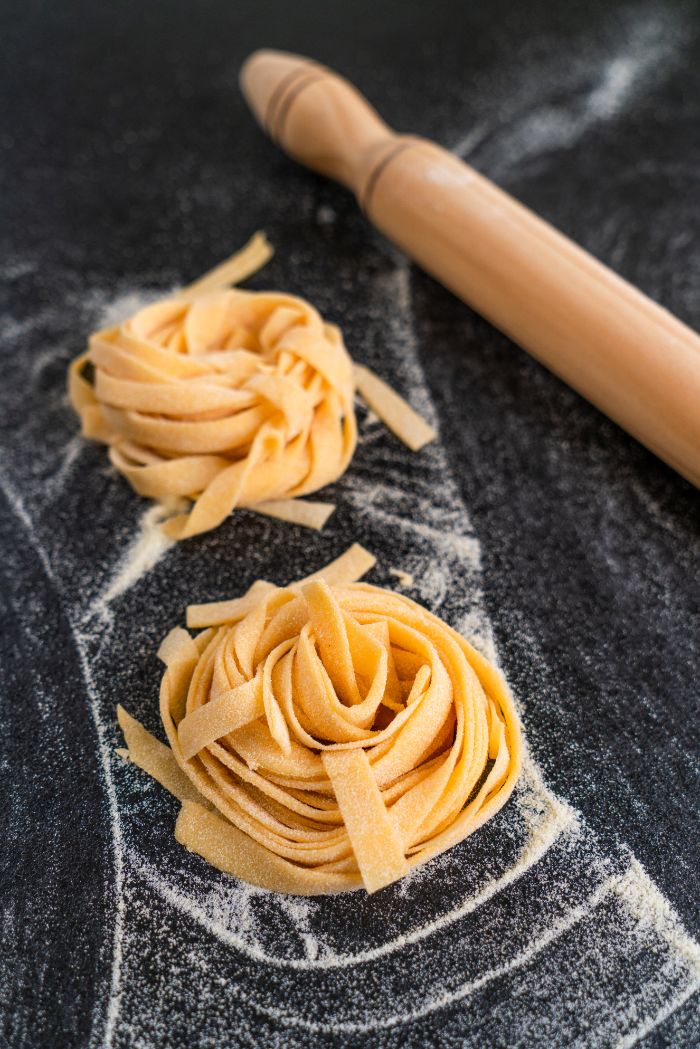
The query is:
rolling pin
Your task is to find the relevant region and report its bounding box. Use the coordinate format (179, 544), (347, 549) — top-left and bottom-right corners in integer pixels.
(240, 50), (700, 487)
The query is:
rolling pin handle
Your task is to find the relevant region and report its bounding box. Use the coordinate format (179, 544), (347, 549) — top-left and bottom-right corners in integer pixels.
(240, 49), (397, 194)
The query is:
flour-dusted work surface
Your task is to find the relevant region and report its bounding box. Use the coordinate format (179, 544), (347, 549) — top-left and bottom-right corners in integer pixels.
(1, 1), (699, 1047)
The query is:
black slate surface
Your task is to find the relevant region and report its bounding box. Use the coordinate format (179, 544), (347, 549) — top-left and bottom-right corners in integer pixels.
(1, 1), (699, 1047)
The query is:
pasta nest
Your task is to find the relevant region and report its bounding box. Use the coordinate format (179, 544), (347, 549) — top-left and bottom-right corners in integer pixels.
(155, 571), (522, 894)
(69, 288), (357, 539)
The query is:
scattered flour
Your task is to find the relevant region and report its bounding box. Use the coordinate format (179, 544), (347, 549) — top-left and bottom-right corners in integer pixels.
(127, 750), (575, 970)
(73, 627), (127, 1049)
(451, 7), (685, 177)
(617, 979), (700, 1049)
(98, 288), (165, 330)
(102, 255), (699, 1046)
(42, 435), (86, 498)
(316, 204), (337, 226)
(0, 468), (57, 585)
(90, 498), (186, 617)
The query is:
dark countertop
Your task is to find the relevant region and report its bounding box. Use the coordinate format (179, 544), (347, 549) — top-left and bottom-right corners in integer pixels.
(1, 2), (698, 1047)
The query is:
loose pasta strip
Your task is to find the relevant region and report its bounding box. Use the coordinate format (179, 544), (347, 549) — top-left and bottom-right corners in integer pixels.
(253, 498), (336, 531)
(117, 705), (202, 804)
(119, 544), (522, 894)
(354, 364), (437, 451)
(180, 232), (274, 298)
(68, 234), (435, 540)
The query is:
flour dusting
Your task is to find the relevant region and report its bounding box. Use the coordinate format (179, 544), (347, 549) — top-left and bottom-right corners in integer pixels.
(316, 205), (336, 226)
(92, 498), (185, 614)
(101, 254), (700, 1046)
(98, 289), (165, 330)
(451, 8), (685, 177)
(2, 223), (698, 1045)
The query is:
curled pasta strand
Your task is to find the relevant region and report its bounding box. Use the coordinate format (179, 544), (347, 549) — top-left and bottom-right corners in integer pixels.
(69, 234), (437, 539)
(69, 233), (357, 539)
(119, 545), (522, 895)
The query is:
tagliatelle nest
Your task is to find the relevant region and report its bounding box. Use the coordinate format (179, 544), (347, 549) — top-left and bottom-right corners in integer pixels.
(118, 545), (522, 895)
(69, 234), (435, 539)
(69, 235), (356, 539)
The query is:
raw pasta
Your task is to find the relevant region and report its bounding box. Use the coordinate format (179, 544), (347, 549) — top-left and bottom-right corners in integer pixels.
(119, 545), (522, 894)
(68, 234), (437, 539)
(68, 234), (357, 540)
(353, 364), (436, 451)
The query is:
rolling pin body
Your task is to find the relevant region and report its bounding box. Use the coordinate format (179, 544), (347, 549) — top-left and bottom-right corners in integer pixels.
(241, 50), (700, 486)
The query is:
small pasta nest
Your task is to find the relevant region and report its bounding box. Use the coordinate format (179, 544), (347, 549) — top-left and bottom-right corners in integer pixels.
(119, 546), (522, 895)
(69, 233), (437, 538)
(69, 282), (356, 540)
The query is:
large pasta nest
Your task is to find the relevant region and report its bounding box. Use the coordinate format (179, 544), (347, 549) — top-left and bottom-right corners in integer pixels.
(149, 562), (521, 894)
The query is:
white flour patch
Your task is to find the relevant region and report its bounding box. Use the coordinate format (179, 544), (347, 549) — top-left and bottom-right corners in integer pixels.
(74, 629), (127, 1049)
(344, 481), (481, 566)
(629, 477), (700, 549)
(274, 898), (320, 963)
(127, 750), (574, 971)
(372, 259), (440, 431)
(316, 204), (337, 226)
(617, 981), (700, 1049)
(615, 858), (700, 972)
(450, 125), (489, 164)
(252, 862), (698, 1036)
(43, 434), (86, 498)
(97, 288), (165, 329)
(450, 7), (686, 176)
(90, 498), (185, 617)
(0, 274), (183, 1044)
(0, 456), (128, 1049)
(0, 258), (37, 280)
(2, 314), (47, 341)
(587, 52), (646, 120)
(454, 605), (498, 664)
(0, 469), (57, 586)
(29, 342), (71, 380)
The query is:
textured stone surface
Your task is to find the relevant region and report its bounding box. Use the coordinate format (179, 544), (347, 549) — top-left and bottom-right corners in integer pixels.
(1, 1), (698, 1047)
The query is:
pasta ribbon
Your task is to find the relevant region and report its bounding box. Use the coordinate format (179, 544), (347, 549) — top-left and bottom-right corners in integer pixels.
(119, 545), (522, 895)
(68, 234), (438, 539)
(68, 234), (357, 539)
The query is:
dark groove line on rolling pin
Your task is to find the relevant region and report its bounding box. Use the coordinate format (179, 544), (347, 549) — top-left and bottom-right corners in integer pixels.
(264, 67), (313, 138)
(273, 71), (327, 146)
(360, 141), (417, 216)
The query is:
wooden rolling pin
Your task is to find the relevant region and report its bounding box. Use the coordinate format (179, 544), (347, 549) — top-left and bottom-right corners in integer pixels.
(240, 49), (700, 486)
